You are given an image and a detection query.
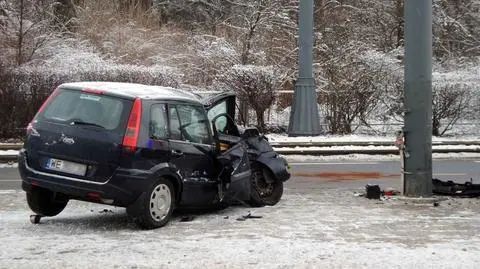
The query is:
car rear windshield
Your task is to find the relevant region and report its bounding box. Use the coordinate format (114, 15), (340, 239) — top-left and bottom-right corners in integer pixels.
(38, 89), (133, 134)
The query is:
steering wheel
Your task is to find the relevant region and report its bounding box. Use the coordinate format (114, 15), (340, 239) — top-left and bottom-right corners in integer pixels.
(178, 122), (195, 142)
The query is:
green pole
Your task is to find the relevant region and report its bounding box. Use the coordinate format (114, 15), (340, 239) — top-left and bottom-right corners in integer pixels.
(403, 0), (433, 196)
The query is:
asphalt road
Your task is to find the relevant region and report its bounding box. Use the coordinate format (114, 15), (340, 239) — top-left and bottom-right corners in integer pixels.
(1, 159), (479, 191)
(288, 159), (480, 191)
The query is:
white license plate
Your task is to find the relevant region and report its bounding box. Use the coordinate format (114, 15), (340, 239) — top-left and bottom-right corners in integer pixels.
(46, 158), (87, 176)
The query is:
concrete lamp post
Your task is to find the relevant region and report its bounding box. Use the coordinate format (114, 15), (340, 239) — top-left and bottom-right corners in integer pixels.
(288, 0), (322, 137)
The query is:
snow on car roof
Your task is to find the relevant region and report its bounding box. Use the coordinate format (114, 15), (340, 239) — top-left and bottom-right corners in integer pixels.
(60, 81), (202, 103)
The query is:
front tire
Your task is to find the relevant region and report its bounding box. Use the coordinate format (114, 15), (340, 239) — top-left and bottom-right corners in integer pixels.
(249, 164), (284, 207)
(26, 188), (68, 217)
(127, 178), (175, 229)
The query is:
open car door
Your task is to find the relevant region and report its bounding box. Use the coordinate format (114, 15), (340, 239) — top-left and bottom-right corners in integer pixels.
(195, 91), (252, 202)
(216, 141), (251, 202)
(196, 91), (237, 123)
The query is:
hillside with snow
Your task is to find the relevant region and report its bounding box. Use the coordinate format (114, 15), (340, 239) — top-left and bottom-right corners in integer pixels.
(0, 0), (479, 138)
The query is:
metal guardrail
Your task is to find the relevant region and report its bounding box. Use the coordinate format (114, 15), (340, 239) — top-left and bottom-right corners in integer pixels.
(1, 142), (480, 162)
(0, 144), (23, 150)
(269, 141), (480, 147)
(274, 147), (480, 155)
(4, 141), (480, 150)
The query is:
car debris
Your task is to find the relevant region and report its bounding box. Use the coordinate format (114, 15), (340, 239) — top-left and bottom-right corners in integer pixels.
(179, 215), (195, 222)
(432, 178), (480, 197)
(98, 209), (114, 214)
(359, 185), (401, 200)
(236, 212), (263, 221)
(365, 184), (381, 199)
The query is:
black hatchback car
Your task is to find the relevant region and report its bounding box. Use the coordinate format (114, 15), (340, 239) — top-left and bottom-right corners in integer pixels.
(18, 82), (290, 229)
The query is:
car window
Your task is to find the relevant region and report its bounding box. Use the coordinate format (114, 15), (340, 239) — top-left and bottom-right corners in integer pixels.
(168, 106), (183, 141)
(171, 104), (212, 144)
(40, 89), (131, 134)
(150, 104), (168, 139)
(207, 100), (227, 122)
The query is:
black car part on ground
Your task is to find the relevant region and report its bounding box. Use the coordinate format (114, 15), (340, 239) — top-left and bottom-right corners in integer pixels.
(432, 178), (480, 197)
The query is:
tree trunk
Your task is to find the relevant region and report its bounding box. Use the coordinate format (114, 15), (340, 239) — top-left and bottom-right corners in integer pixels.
(16, 0), (24, 66)
(119, 0), (152, 12)
(255, 108), (265, 131)
(395, 0), (404, 47)
(54, 0), (77, 32)
(432, 117), (440, 136)
(239, 98), (249, 126)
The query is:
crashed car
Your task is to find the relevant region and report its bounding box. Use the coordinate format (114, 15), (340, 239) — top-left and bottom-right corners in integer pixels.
(18, 82), (290, 229)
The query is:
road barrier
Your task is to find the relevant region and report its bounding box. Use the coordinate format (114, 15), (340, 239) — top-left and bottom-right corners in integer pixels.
(269, 141), (480, 147)
(1, 141), (480, 162)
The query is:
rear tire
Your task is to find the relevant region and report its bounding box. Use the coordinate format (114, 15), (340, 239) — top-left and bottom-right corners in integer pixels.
(249, 164), (284, 207)
(127, 178), (175, 229)
(26, 188), (68, 217)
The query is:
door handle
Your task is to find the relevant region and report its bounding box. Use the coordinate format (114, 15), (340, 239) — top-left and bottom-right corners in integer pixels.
(171, 149), (184, 157)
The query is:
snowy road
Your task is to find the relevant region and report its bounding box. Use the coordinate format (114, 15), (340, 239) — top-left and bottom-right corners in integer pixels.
(2, 159), (480, 268)
(3, 158), (480, 190)
(1, 186), (480, 268)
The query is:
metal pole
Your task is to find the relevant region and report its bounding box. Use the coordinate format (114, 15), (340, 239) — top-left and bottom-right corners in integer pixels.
(403, 0), (433, 197)
(288, 0), (321, 136)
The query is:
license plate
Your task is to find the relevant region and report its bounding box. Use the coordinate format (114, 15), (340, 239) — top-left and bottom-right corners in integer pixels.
(45, 158), (87, 176)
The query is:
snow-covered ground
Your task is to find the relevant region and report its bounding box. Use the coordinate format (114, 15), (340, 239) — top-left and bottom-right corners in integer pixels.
(0, 150), (19, 156)
(1, 189), (480, 269)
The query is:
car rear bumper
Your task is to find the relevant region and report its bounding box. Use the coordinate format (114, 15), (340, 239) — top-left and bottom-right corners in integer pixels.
(18, 150), (152, 207)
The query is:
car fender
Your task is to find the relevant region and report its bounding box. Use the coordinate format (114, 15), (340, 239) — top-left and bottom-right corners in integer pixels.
(255, 153), (290, 182)
(150, 163), (183, 203)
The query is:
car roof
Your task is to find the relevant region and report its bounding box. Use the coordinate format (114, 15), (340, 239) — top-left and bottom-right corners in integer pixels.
(59, 82), (203, 104)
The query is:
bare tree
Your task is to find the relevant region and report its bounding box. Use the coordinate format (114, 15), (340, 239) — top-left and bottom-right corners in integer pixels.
(319, 61), (381, 134)
(315, 41), (388, 134)
(53, 0), (77, 32)
(0, 0), (56, 66)
(119, 0), (153, 13)
(432, 85), (472, 136)
(218, 65), (281, 130)
(433, 0), (480, 58)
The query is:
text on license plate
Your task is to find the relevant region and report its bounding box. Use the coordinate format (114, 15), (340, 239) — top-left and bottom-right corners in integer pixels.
(46, 158), (87, 176)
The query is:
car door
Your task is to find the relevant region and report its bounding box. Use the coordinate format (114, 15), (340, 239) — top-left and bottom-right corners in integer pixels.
(203, 93), (253, 202)
(167, 103), (219, 206)
(203, 92), (236, 123)
(217, 140), (252, 202)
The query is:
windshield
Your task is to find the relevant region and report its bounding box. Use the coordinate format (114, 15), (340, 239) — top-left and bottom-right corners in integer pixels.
(39, 89), (132, 134)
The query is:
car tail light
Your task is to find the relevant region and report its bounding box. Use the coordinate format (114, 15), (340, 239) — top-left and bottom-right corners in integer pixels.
(27, 87), (60, 135)
(122, 98), (142, 152)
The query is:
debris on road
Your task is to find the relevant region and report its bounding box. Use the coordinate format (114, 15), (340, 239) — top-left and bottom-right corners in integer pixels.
(353, 192), (365, 197)
(365, 184), (381, 199)
(99, 209), (114, 214)
(236, 212), (263, 221)
(383, 188), (401, 197)
(358, 185), (401, 200)
(180, 215), (195, 222)
(433, 178), (480, 197)
(29, 214), (42, 224)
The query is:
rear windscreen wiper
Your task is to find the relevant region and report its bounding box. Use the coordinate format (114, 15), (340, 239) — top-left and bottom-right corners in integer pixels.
(70, 121), (105, 129)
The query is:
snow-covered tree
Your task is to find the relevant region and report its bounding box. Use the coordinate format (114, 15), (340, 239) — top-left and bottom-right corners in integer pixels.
(218, 65), (282, 129)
